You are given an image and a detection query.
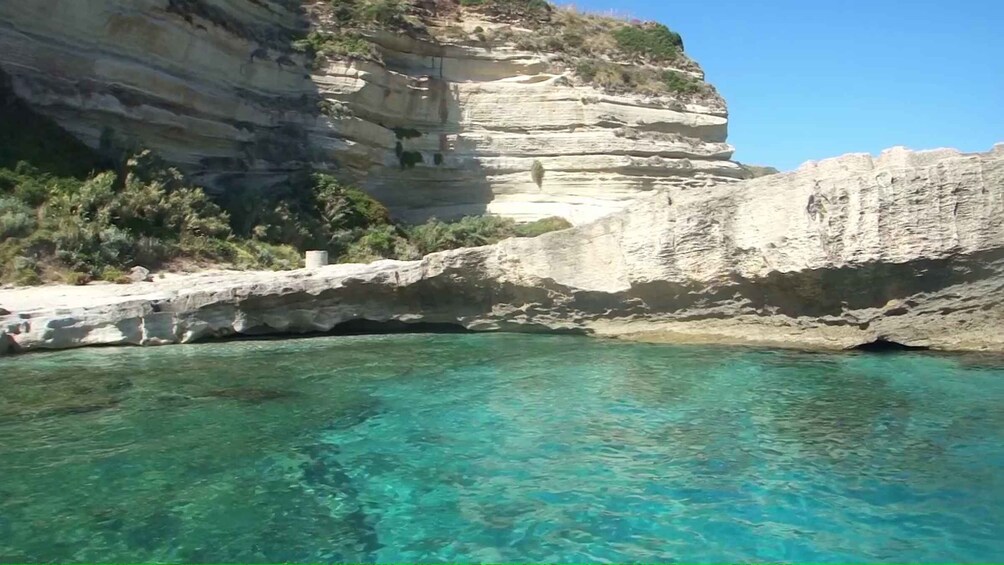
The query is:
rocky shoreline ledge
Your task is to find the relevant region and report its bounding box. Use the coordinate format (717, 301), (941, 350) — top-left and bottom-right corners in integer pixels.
(3, 145), (1002, 356)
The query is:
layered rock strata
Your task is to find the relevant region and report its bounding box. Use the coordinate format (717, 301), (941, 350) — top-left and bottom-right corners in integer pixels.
(0, 0), (313, 190)
(3, 145), (1002, 355)
(316, 29), (740, 224)
(0, 0), (740, 224)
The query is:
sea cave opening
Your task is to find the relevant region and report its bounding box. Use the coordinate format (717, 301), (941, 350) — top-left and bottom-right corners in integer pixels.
(854, 338), (930, 353)
(328, 318), (471, 335)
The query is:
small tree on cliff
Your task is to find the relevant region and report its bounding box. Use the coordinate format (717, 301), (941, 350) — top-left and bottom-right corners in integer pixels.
(531, 160), (545, 188)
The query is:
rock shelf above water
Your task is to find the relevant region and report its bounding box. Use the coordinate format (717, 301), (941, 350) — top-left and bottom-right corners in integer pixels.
(3, 145), (1002, 355)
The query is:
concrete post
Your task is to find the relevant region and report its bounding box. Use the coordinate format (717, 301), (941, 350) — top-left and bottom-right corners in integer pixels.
(305, 250), (328, 269)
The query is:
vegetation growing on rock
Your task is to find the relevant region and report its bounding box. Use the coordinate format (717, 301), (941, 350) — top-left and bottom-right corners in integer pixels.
(295, 0), (423, 66)
(611, 23), (684, 61)
(0, 153), (304, 285)
(0, 74), (570, 285)
(0, 76), (297, 284)
(319, 99), (353, 119)
(739, 164), (782, 178)
(530, 160), (545, 187)
(457, 0), (552, 22)
(405, 215), (571, 258)
(294, 28), (379, 65)
(448, 2), (710, 98)
(574, 59), (705, 96)
(301, 0), (712, 99)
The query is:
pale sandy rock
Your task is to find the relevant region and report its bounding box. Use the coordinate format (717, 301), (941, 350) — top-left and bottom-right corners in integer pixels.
(0, 0), (739, 224)
(129, 266), (152, 283)
(2, 145), (1001, 355)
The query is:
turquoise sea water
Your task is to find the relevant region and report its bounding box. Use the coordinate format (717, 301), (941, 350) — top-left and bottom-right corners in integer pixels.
(1, 333), (1003, 563)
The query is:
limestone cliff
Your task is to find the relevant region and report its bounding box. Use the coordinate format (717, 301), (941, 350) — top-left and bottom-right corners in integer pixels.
(0, 0), (739, 225)
(3, 145), (1001, 354)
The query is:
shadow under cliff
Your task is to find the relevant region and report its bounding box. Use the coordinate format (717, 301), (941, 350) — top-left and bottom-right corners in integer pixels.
(0, 0), (329, 201)
(324, 35), (496, 223)
(605, 249), (1004, 323)
(0, 68), (106, 178)
(186, 0), (327, 202)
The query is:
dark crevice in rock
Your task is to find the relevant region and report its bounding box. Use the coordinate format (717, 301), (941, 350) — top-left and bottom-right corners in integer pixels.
(854, 339), (930, 353)
(0, 332), (16, 355)
(187, 318), (473, 347)
(329, 318), (470, 335)
(165, 0), (302, 48)
(726, 250), (1004, 320)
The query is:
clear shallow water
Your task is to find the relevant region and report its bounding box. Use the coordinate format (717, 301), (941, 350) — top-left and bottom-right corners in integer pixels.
(1, 334), (1003, 563)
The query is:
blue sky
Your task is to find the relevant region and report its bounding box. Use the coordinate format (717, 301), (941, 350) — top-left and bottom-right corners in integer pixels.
(567, 0), (1004, 170)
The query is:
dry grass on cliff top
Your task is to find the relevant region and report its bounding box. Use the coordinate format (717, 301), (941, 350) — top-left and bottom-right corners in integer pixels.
(303, 1), (711, 98)
(469, 3), (710, 98)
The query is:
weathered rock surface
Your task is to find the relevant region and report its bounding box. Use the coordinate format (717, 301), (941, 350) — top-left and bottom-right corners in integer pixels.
(317, 31), (741, 224)
(2, 145), (1001, 355)
(129, 266), (153, 283)
(0, 0), (740, 225)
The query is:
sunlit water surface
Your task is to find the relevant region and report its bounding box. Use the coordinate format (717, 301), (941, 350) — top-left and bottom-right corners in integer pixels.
(1, 334), (1003, 563)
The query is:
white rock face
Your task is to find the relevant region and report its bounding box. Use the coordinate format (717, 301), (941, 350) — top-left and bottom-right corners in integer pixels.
(2, 146), (1002, 355)
(0, 0), (312, 191)
(318, 31), (741, 224)
(0, 0), (740, 224)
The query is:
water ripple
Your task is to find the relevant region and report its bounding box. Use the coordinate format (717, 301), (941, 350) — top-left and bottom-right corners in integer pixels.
(1, 334), (1003, 562)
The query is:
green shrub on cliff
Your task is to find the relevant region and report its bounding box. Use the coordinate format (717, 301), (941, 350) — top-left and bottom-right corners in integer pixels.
(451, 3), (701, 97)
(229, 173), (571, 264)
(226, 172), (394, 258)
(407, 215), (513, 256)
(0, 154), (573, 283)
(0, 150), (303, 284)
(0, 196), (35, 239)
(4, 71), (292, 283)
(530, 160), (545, 187)
(294, 0), (421, 66)
(0, 89), (303, 285)
(659, 70), (703, 94)
(405, 215), (571, 257)
(611, 23), (683, 61)
(341, 224), (411, 263)
(297, 0), (703, 99)
(571, 58), (706, 96)
(294, 30), (379, 65)
(353, 0), (411, 27)
(99, 267), (131, 284)
(739, 164), (781, 178)
(458, 0), (552, 22)
(514, 216), (571, 237)
(0, 67), (570, 284)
